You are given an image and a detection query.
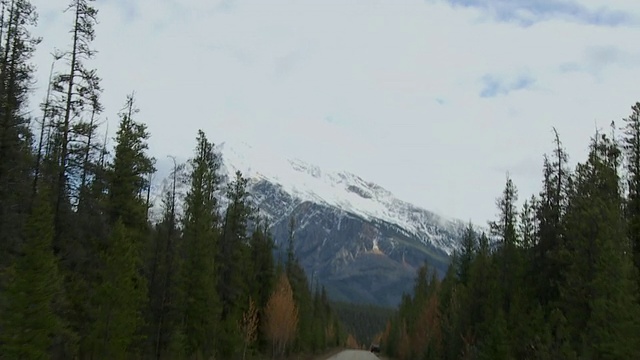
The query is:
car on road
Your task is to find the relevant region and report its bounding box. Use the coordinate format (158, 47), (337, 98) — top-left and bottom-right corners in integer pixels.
(370, 343), (380, 354)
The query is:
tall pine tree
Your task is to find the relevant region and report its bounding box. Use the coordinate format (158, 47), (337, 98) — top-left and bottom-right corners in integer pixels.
(147, 156), (183, 359)
(178, 130), (222, 359)
(560, 132), (640, 357)
(0, 195), (64, 359)
(86, 220), (146, 358)
(0, 0), (40, 272)
(84, 94), (154, 356)
(621, 103), (640, 288)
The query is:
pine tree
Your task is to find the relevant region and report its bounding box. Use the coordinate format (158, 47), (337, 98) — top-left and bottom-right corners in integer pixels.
(58, 81), (106, 360)
(489, 175), (519, 248)
(621, 103), (640, 287)
(534, 129), (571, 307)
(32, 50), (64, 200)
(51, 0), (101, 243)
(83, 94), (155, 356)
(545, 308), (576, 359)
(107, 93), (155, 230)
(86, 220), (146, 358)
(0, 0), (40, 273)
(465, 232), (493, 344)
(439, 254), (464, 360)
(560, 133), (640, 357)
(284, 216), (314, 352)
(219, 170), (251, 317)
(248, 219), (276, 352)
(147, 156), (183, 359)
(478, 309), (509, 360)
(0, 196), (63, 359)
(456, 222), (476, 286)
(519, 196), (537, 250)
(488, 175), (519, 313)
(217, 169), (253, 357)
(381, 114), (640, 360)
(178, 130), (222, 358)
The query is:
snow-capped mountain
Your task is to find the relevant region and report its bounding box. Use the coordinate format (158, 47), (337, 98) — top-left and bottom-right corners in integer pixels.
(218, 140), (467, 256)
(149, 139), (474, 306)
(213, 140), (475, 307)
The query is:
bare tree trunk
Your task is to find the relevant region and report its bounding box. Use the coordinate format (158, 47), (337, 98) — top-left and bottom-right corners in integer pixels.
(32, 56), (57, 198)
(145, 172), (152, 221)
(54, 0), (81, 242)
(79, 107), (97, 192)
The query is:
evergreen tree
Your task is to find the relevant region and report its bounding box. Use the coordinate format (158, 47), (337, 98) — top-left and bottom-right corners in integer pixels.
(219, 170), (251, 316)
(58, 89), (106, 360)
(84, 94), (154, 356)
(0, 1), (360, 358)
(178, 130), (222, 358)
(32, 50), (64, 200)
(621, 103), (640, 286)
(439, 253), (465, 360)
(86, 220), (146, 358)
(534, 129), (570, 307)
(560, 132), (640, 357)
(51, 0), (101, 243)
(519, 196), (537, 250)
(284, 216), (315, 352)
(488, 175), (519, 313)
(489, 175), (519, 248)
(217, 170), (252, 356)
(477, 309), (509, 360)
(545, 308), (576, 359)
(147, 157), (183, 359)
(0, 0), (40, 273)
(107, 93), (155, 230)
(456, 222), (476, 286)
(465, 232), (493, 346)
(248, 219), (276, 351)
(0, 196), (63, 359)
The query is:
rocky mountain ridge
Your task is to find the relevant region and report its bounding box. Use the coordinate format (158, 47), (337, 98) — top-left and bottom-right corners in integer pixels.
(215, 141), (473, 306)
(219, 141), (469, 255)
(149, 140), (477, 306)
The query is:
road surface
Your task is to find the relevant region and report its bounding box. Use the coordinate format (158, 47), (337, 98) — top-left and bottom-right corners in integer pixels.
(324, 350), (382, 360)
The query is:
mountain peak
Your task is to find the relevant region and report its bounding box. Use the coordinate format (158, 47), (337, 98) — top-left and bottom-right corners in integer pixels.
(217, 140), (467, 255)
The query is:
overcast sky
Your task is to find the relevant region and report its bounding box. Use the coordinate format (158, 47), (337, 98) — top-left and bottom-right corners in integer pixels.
(29, 0), (640, 225)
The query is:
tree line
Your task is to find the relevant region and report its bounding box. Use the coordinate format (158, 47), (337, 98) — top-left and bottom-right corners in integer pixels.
(381, 105), (640, 359)
(330, 301), (394, 348)
(0, 0), (347, 358)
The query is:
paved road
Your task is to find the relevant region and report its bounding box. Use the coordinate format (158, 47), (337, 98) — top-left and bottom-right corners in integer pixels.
(325, 350), (381, 360)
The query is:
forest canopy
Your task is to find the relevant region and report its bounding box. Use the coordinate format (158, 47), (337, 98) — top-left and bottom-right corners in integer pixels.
(0, 1), (346, 359)
(382, 108), (640, 359)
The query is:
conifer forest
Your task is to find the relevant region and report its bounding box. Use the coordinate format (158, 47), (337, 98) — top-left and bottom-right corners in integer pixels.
(380, 118), (640, 358)
(1, 0), (640, 359)
(0, 1), (345, 358)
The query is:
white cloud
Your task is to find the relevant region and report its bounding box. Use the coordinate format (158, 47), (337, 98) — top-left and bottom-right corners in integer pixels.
(27, 0), (640, 225)
(439, 0), (639, 27)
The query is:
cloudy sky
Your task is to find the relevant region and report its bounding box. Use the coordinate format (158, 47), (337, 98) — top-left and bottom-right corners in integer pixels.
(29, 0), (640, 225)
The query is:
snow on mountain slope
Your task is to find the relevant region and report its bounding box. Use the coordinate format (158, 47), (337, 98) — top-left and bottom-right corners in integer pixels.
(217, 140), (467, 255)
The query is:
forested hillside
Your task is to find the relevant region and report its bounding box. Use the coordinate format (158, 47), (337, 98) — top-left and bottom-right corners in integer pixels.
(331, 301), (394, 348)
(0, 1), (347, 359)
(382, 108), (640, 359)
